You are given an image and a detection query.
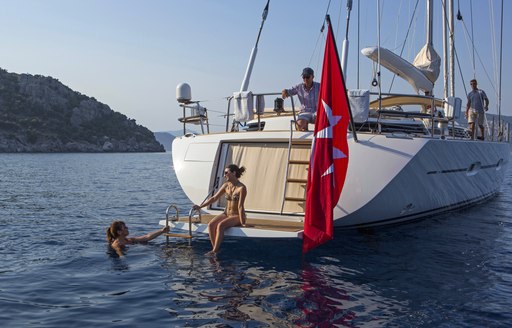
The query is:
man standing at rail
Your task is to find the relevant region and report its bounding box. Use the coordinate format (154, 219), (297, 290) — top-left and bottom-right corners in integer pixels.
(466, 79), (489, 140)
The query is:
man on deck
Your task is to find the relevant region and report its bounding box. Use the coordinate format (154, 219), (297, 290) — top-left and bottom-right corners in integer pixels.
(282, 67), (321, 131)
(466, 79), (489, 140)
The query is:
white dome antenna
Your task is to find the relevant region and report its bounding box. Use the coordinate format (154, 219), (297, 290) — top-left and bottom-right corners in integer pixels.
(176, 83), (192, 103)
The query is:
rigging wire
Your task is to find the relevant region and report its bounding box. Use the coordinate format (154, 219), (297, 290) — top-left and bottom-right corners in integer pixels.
(356, 0), (361, 89)
(393, 0), (403, 51)
(470, 0), (475, 77)
(488, 0), (499, 100)
(315, 33), (326, 72)
(456, 5), (497, 96)
(320, 0), (332, 33)
(377, 0), (382, 106)
(308, 31), (324, 69)
(336, 0), (343, 37)
(439, 0), (468, 97)
(388, 0), (420, 92)
(445, 1), (468, 97)
(453, 46), (468, 98)
(498, 0), (503, 125)
(308, 0), (330, 70)
(356, 0), (360, 88)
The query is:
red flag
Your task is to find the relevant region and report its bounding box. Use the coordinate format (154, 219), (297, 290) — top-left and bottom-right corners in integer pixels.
(302, 21), (350, 253)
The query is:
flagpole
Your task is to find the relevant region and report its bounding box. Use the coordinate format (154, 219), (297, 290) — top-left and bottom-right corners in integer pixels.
(325, 15), (358, 142)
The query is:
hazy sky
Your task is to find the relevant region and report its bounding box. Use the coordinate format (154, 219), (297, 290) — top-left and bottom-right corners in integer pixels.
(0, 0), (509, 132)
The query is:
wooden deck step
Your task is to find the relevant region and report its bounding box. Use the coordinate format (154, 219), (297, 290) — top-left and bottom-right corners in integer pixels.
(286, 178), (307, 183)
(288, 160), (310, 165)
(290, 140), (312, 146)
(171, 214), (304, 233)
(284, 197), (306, 202)
(165, 233), (193, 239)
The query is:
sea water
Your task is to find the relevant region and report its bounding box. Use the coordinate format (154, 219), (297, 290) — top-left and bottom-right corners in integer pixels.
(1, 152), (511, 327)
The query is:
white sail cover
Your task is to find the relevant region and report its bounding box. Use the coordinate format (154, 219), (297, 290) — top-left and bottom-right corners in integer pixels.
(361, 46), (433, 93)
(233, 91), (254, 122)
(413, 43), (441, 83)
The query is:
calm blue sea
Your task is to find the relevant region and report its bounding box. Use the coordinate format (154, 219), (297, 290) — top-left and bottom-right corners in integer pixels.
(1, 152), (511, 327)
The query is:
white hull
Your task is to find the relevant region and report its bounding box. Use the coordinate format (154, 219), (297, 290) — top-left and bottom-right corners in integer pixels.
(167, 129), (510, 236)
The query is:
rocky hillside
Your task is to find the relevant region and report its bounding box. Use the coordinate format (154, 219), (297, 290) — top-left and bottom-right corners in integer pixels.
(0, 68), (164, 152)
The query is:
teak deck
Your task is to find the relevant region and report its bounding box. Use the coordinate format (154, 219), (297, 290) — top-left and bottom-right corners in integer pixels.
(171, 214), (304, 233)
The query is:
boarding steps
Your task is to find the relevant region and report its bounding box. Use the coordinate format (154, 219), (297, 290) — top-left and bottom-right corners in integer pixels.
(280, 121), (312, 214)
(164, 204), (202, 243)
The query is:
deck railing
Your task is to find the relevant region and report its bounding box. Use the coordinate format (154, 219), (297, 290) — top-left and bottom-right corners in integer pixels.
(177, 91), (510, 143)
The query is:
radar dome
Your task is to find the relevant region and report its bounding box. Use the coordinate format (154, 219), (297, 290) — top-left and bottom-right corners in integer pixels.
(176, 83), (192, 103)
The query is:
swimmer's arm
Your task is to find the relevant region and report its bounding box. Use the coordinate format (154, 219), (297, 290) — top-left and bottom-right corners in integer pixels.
(130, 226), (169, 243)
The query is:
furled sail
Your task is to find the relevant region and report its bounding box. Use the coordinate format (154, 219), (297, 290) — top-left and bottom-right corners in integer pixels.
(413, 43), (441, 83)
(361, 46), (433, 93)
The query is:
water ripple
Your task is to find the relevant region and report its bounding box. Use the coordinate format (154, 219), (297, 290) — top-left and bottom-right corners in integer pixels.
(1, 153), (511, 327)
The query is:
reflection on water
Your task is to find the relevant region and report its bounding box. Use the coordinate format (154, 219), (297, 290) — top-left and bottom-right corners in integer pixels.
(294, 264), (355, 327)
(1, 153), (511, 327)
(157, 237), (411, 327)
(155, 196), (512, 327)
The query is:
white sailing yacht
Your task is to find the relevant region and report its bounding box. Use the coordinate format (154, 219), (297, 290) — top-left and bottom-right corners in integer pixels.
(160, 0), (510, 239)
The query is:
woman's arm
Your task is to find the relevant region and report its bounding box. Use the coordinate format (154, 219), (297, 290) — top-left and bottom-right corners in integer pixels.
(193, 183), (227, 210)
(129, 226), (169, 243)
(237, 185), (247, 225)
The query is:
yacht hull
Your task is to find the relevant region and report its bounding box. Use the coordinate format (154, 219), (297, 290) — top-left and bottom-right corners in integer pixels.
(169, 131), (509, 234)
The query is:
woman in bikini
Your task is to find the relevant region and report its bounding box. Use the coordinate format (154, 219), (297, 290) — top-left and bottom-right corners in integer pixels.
(193, 164), (247, 254)
(106, 220), (169, 257)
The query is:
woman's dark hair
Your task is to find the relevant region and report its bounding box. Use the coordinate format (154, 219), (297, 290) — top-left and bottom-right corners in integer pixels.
(227, 164), (246, 178)
(106, 220), (126, 244)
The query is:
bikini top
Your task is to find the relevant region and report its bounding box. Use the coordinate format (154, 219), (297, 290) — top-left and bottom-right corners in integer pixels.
(225, 185), (240, 202)
(225, 191), (240, 201)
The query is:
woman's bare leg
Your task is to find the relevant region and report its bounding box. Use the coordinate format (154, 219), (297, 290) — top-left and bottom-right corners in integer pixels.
(208, 214), (227, 248)
(212, 216), (240, 253)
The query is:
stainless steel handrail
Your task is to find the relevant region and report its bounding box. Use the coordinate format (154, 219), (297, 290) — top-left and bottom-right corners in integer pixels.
(164, 204), (201, 243)
(165, 204), (179, 243)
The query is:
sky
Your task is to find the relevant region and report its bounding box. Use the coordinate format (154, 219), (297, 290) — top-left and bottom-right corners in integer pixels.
(0, 0), (510, 133)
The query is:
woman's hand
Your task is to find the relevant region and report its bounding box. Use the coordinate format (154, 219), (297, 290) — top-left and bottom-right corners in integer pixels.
(192, 204), (201, 211)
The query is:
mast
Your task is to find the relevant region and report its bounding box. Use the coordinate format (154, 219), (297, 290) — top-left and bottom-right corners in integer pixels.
(449, 0), (455, 97)
(426, 0), (433, 46)
(356, 0), (360, 88)
(498, 0), (503, 128)
(442, 0), (448, 99)
(377, 0), (382, 109)
(340, 0), (353, 80)
(239, 0), (270, 92)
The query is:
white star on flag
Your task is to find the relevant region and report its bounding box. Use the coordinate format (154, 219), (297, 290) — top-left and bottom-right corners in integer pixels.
(316, 100), (341, 139)
(315, 100), (347, 177)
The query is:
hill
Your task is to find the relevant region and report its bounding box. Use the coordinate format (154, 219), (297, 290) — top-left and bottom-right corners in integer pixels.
(154, 132), (175, 151)
(0, 68), (164, 153)
(154, 129), (202, 151)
